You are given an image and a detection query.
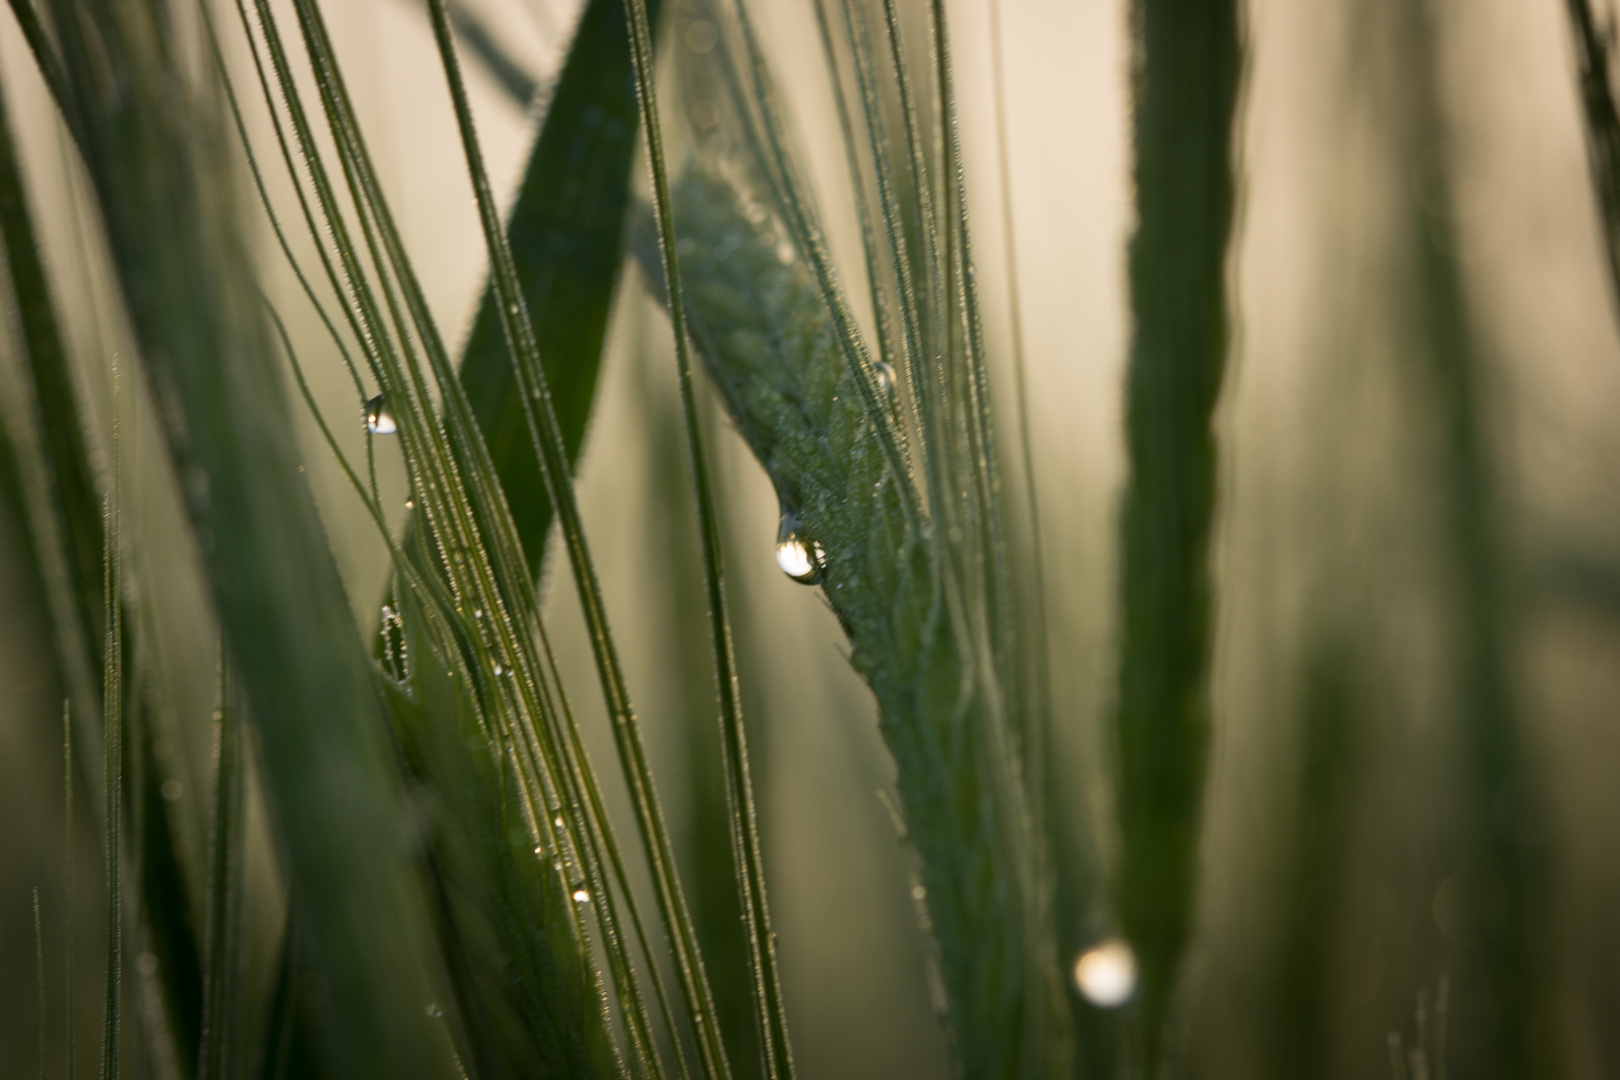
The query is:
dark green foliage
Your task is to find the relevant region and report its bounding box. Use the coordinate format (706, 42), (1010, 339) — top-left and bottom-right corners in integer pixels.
(27, 3), (462, 1074)
(458, 0), (659, 577)
(1113, 0), (1241, 1066)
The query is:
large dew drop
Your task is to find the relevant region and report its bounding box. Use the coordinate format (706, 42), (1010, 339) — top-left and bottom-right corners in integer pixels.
(775, 509), (825, 585)
(1073, 936), (1137, 1008)
(874, 360), (897, 400)
(365, 393), (397, 435)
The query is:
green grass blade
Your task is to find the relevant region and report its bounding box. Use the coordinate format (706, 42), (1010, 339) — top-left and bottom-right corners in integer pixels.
(645, 161), (1040, 1079)
(35, 6), (463, 1075)
(198, 654), (244, 1080)
(1400, 4), (1545, 1073)
(0, 65), (103, 695)
(617, 1), (796, 1074)
(423, 3), (737, 1074)
(36, 885), (46, 1080)
(65, 702), (74, 1080)
(1564, 0), (1620, 320)
(100, 364), (122, 1080)
(457, 0), (660, 577)
(1112, 0), (1240, 1068)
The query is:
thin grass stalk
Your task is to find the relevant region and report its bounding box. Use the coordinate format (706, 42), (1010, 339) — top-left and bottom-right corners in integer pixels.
(100, 362), (122, 1080)
(31, 4), (464, 1070)
(65, 701), (74, 1080)
(1564, 0), (1620, 320)
(239, 5), (683, 1070)
(36, 885), (46, 1080)
(613, 1), (795, 1075)
(197, 650), (242, 1080)
(1113, 0), (1241, 1068)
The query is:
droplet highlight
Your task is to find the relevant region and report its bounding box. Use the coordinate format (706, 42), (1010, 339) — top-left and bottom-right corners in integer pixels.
(1073, 937), (1137, 1008)
(365, 394), (397, 435)
(572, 888), (592, 904)
(874, 361), (897, 401)
(775, 509), (825, 585)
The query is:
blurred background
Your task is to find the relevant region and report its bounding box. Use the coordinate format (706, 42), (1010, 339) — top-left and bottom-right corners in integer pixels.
(2, 0), (1619, 1076)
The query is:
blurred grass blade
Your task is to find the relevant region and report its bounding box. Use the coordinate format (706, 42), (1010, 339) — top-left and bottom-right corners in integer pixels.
(0, 62), (209, 1073)
(1401, 3), (1545, 1073)
(1112, 0), (1240, 1068)
(198, 654), (244, 1080)
(615, 0), (796, 1074)
(65, 702), (75, 1080)
(443, 0), (539, 106)
(31, 4), (463, 1074)
(36, 885), (45, 1080)
(1564, 0), (1620, 320)
(457, 0), (660, 577)
(101, 362), (122, 1080)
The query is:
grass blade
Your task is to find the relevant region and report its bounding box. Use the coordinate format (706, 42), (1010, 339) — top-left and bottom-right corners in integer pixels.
(32, 5), (463, 1074)
(1112, 0), (1240, 1068)
(36, 885), (46, 1080)
(100, 363), (122, 1080)
(1564, 0), (1620, 320)
(198, 653), (243, 1080)
(457, 0), (661, 577)
(1399, 3), (1545, 1073)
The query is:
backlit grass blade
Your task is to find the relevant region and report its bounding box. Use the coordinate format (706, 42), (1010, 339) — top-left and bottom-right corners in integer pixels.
(1112, 0), (1240, 1068)
(100, 360), (122, 1080)
(457, 0), (661, 576)
(1564, 0), (1620, 320)
(1401, 3), (1545, 1072)
(32, 5), (464, 1074)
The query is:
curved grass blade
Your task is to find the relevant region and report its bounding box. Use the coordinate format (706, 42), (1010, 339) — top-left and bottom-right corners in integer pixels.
(1564, 0), (1620, 321)
(33, 5), (463, 1074)
(1112, 0), (1240, 1068)
(457, 0), (660, 577)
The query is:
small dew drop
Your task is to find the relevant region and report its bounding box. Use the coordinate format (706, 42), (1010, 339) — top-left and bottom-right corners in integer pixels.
(685, 19), (717, 52)
(1073, 937), (1137, 1008)
(136, 951), (158, 977)
(573, 889), (592, 904)
(775, 238), (795, 265)
(161, 779), (183, 802)
(365, 394), (397, 435)
(911, 884), (927, 902)
(493, 662), (505, 676)
(553, 816), (565, 830)
(744, 202), (768, 225)
(425, 1002), (442, 1018)
(775, 509), (825, 585)
(874, 360), (897, 400)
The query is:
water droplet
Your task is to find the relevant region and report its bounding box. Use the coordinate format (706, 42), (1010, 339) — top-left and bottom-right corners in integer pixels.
(572, 888), (591, 904)
(685, 19), (717, 52)
(492, 662), (504, 676)
(775, 238), (795, 265)
(553, 816), (565, 830)
(911, 884), (927, 902)
(425, 1002), (442, 1017)
(1073, 937), (1137, 1008)
(874, 361), (897, 400)
(744, 202), (768, 225)
(161, 778), (183, 802)
(136, 951), (158, 977)
(775, 509), (825, 585)
(365, 394), (397, 434)
(405, 498), (414, 510)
